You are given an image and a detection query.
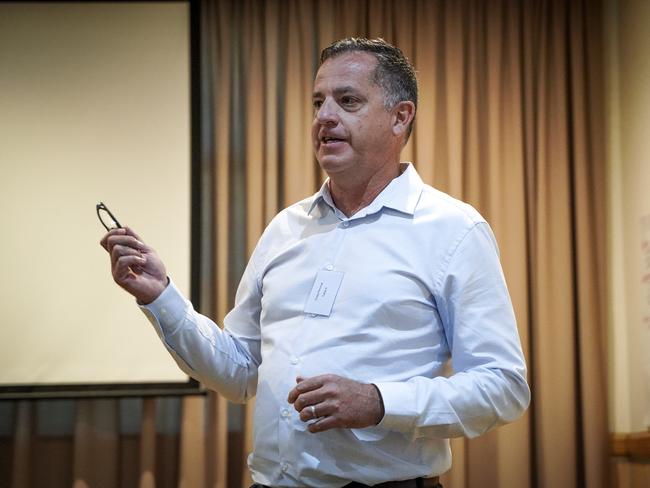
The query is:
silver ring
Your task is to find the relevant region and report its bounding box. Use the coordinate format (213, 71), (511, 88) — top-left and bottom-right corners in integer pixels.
(310, 405), (317, 419)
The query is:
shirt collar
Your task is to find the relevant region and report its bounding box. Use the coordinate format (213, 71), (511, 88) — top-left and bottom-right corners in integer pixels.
(307, 163), (424, 218)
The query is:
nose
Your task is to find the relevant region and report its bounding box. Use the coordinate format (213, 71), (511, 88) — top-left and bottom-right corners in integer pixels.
(315, 98), (339, 126)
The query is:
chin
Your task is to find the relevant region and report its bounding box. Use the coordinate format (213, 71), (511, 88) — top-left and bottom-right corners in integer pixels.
(317, 158), (351, 175)
(317, 151), (352, 173)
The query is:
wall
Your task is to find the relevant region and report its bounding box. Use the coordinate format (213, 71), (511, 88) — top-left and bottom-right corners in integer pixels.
(606, 0), (650, 484)
(606, 0), (650, 435)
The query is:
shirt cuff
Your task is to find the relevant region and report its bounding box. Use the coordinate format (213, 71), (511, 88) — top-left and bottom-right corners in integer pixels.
(373, 381), (418, 433)
(139, 279), (189, 335)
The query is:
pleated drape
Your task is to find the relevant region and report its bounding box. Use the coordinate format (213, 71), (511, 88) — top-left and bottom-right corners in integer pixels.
(2, 1), (608, 487)
(201, 1), (608, 487)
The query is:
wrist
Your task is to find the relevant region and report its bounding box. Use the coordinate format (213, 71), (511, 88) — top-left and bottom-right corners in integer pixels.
(136, 277), (170, 305)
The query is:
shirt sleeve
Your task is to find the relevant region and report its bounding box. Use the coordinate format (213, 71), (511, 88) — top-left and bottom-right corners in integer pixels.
(374, 222), (530, 439)
(140, 256), (263, 403)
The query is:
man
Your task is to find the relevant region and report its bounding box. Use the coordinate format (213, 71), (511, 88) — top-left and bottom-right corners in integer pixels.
(102, 38), (530, 488)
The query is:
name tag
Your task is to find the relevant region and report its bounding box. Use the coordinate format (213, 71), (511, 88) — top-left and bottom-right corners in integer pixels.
(304, 269), (345, 317)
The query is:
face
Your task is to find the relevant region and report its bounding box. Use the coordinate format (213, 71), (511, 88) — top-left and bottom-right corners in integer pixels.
(311, 52), (398, 177)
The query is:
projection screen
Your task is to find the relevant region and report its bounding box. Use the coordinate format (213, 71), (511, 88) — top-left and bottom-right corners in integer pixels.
(0, 2), (195, 394)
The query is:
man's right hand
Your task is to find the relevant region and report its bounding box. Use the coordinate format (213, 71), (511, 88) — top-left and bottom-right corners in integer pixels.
(100, 227), (168, 305)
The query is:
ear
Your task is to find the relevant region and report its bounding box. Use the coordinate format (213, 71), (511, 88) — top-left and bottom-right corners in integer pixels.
(391, 101), (416, 138)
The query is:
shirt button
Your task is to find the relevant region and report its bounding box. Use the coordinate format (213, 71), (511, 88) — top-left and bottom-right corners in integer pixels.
(310, 313), (317, 318)
(281, 462), (289, 472)
(341, 221), (350, 228)
(325, 264), (334, 271)
(281, 408), (290, 418)
(290, 356), (299, 365)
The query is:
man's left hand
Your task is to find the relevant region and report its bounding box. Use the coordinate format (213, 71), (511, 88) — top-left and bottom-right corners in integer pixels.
(287, 374), (384, 433)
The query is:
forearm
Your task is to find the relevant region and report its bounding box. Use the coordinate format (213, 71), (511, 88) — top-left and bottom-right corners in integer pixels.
(373, 221), (530, 439)
(375, 364), (530, 439)
(140, 280), (259, 402)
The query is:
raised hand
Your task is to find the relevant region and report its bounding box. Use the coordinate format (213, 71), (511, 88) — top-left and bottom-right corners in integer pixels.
(100, 227), (168, 304)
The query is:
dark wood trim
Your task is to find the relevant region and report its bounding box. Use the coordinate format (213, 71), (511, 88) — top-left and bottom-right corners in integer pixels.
(610, 432), (650, 459)
(0, 381), (204, 400)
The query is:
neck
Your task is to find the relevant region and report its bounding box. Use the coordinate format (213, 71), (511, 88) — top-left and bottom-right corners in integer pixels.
(329, 162), (404, 217)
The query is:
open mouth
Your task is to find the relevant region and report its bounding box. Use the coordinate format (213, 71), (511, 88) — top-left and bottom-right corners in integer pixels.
(321, 137), (346, 145)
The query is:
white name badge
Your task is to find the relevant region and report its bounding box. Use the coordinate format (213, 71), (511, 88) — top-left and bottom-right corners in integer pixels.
(304, 269), (345, 316)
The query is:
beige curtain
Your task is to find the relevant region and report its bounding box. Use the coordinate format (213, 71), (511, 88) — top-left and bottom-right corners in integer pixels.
(3, 1), (608, 487)
(204, 0), (608, 487)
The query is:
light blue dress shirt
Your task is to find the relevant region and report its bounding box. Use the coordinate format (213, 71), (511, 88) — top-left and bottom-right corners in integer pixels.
(141, 163), (530, 487)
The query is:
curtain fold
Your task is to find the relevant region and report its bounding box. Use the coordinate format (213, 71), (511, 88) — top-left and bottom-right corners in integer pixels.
(201, 1), (608, 487)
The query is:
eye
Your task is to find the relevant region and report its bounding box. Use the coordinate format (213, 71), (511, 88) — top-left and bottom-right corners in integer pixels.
(313, 99), (323, 110)
(339, 95), (361, 110)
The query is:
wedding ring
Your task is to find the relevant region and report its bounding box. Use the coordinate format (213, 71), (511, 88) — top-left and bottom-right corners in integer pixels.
(310, 405), (317, 419)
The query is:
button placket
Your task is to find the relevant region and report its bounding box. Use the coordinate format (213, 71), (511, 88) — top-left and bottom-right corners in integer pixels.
(277, 399), (292, 476)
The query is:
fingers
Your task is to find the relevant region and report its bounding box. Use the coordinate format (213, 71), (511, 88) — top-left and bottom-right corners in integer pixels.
(114, 254), (147, 281)
(105, 230), (148, 282)
(107, 237), (147, 267)
(122, 226), (143, 241)
(287, 375), (328, 403)
(111, 244), (145, 269)
(308, 415), (338, 433)
(287, 375), (382, 433)
(297, 398), (339, 422)
(100, 227), (126, 251)
(101, 233), (143, 255)
(110, 244), (147, 278)
(99, 225), (168, 304)
(110, 242), (143, 256)
(99, 227), (145, 252)
(288, 374), (341, 430)
(107, 235), (146, 252)
(294, 390), (325, 416)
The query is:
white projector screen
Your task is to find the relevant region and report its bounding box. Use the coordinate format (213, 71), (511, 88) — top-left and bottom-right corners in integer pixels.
(0, 3), (192, 390)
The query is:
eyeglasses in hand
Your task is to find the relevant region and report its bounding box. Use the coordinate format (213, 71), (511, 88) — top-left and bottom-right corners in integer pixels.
(96, 202), (122, 231)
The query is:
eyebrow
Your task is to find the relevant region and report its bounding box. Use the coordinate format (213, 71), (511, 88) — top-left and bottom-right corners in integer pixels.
(312, 86), (361, 99)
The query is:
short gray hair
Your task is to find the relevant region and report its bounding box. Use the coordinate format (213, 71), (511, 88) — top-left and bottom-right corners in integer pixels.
(320, 37), (418, 140)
